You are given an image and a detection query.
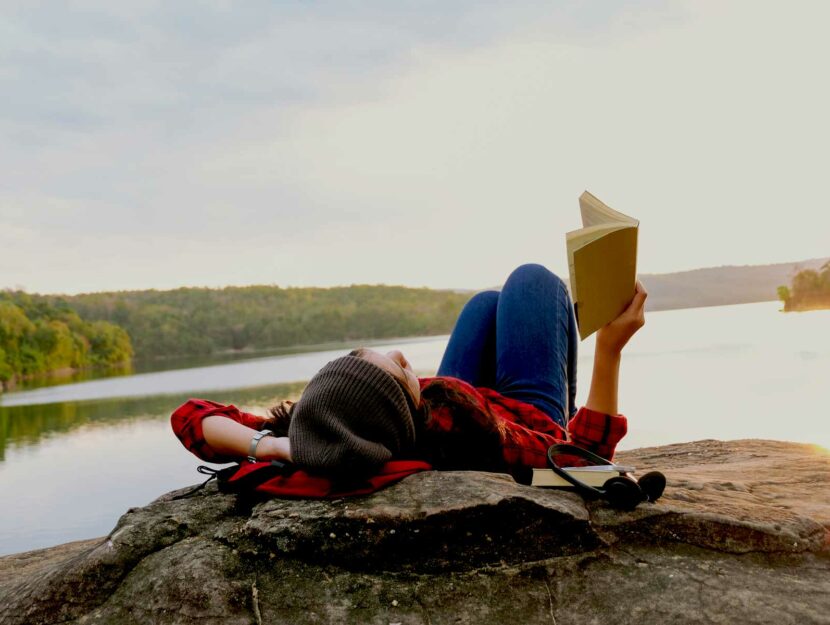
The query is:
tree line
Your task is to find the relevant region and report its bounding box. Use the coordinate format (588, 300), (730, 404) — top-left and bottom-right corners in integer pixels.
(777, 261), (830, 311)
(40, 284), (472, 360)
(0, 291), (133, 390)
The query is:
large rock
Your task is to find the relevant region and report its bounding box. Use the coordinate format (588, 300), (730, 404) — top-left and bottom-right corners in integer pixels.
(1, 439), (828, 625)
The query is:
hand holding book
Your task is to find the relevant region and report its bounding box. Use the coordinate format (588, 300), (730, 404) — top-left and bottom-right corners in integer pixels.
(596, 280), (647, 354)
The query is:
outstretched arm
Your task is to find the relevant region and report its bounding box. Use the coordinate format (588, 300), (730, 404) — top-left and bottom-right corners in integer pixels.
(585, 281), (647, 415)
(202, 416), (292, 462)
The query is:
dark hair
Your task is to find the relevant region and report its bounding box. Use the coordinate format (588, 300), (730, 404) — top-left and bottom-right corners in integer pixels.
(266, 399), (295, 436)
(414, 377), (507, 474)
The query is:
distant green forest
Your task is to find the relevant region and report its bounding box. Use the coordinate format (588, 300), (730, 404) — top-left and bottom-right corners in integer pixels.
(0, 284), (469, 390)
(61, 285), (471, 360)
(0, 292), (133, 389)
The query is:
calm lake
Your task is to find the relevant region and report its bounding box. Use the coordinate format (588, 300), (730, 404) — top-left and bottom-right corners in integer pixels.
(1, 301), (828, 556)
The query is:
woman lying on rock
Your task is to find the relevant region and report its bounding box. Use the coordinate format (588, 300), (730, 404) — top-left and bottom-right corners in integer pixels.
(171, 263), (647, 485)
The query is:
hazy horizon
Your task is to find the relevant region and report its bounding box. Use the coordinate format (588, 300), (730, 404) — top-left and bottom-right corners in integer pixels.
(2, 2), (829, 294)
(2, 254), (824, 297)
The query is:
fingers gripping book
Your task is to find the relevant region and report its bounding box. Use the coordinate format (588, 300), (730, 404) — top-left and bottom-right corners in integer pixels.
(566, 191), (639, 340)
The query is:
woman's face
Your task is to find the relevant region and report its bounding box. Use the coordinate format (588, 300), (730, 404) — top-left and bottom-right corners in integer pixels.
(355, 348), (421, 407)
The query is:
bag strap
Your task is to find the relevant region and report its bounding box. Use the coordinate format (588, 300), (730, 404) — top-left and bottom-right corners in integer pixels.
(170, 461), (295, 500)
(218, 460), (298, 494)
(170, 465), (232, 500)
(175, 459), (433, 501)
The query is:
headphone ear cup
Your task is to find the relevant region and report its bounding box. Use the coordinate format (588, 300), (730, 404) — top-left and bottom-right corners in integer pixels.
(603, 476), (643, 511)
(637, 471), (666, 502)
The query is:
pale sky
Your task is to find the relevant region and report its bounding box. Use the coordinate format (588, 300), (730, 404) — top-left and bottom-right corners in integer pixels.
(1, 1), (828, 294)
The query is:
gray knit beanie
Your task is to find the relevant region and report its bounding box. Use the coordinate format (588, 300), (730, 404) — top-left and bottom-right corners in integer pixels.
(288, 355), (416, 475)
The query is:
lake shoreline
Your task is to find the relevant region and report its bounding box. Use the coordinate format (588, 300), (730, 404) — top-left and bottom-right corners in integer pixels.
(782, 296), (830, 312)
(0, 296), (796, 395)
(9, 293), (826, 394)
(1, 335), (452, 397)
(0, 361), (132, 395)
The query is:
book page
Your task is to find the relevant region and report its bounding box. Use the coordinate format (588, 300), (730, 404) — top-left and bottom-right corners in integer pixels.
(566, 222), (631, 251)
(579, 191), (638, 228)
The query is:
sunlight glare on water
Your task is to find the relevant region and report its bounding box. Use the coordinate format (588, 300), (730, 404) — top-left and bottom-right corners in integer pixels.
(588, 302), (830, 451)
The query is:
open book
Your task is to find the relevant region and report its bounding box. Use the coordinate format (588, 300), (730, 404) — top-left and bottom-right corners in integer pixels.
(566, 191), (639, 340)
(531, 464), (636, 488)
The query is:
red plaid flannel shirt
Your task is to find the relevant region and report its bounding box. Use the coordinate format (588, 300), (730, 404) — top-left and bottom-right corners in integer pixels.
(171, 376), (627, 482)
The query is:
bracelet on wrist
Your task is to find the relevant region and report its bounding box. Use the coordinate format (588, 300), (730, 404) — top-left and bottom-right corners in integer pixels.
(247, 429), (274, 463)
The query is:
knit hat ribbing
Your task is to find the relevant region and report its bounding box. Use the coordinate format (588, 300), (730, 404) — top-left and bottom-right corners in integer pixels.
(288, 355), (416, 475)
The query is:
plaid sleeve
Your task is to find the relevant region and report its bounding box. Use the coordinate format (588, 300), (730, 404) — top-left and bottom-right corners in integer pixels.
(170, 398), (270, 463)
(566, 406), (628, 461)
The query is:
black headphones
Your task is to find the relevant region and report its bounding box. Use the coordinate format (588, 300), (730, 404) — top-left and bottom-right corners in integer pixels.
(546, 444), (666, 511)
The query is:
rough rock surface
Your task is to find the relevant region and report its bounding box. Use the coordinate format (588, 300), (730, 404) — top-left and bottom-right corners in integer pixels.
(1, 439), (828, 625)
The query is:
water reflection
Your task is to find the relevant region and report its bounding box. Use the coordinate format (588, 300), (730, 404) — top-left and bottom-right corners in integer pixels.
(0, 336), (449, 407)
(0, 381), (308, 462)
(5, 362), (136, 393)
(7, 335), (447, 394)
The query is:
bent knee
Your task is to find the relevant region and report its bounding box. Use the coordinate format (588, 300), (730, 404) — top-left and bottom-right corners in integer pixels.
(506, 263), (565, 289)
(463, 289), (499, 313)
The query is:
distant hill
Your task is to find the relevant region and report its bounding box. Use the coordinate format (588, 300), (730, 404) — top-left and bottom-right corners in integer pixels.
(475, 258), (830, 311)
(636, 258), (829, 311)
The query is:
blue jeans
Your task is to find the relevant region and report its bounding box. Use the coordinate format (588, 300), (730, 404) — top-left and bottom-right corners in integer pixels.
(437, 263), (578, 427)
